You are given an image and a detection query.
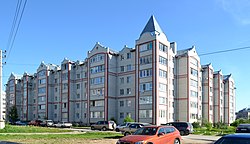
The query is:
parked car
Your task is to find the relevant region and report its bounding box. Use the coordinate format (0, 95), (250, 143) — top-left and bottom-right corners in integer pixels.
(214, 133), (250, 144)
(120, 122), (151, 136)
(53, 122), (72, 128)
(162, 122), (193, 136)
(15, 121), (27, 126)
(28, 120), (43, 126)
(117, 125), (182, 144)
(115, 122), (135, 132)
(91, 121), (116, 131)
(40, 120), (54, 127)
(236, 124), (250, 133)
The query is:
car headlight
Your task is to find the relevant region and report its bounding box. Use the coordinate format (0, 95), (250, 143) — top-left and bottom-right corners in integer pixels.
(135, 141), (144, 144)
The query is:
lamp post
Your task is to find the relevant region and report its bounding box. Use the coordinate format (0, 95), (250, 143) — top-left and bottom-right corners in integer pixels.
(0, 50), (6, 128)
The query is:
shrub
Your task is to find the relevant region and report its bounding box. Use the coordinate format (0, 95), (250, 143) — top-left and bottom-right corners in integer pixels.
(123, 116), (134, 123)
(192, 121), (201, 128)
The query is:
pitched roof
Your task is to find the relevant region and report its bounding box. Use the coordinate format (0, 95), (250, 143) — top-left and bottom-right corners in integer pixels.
(140, 15), (163, 36)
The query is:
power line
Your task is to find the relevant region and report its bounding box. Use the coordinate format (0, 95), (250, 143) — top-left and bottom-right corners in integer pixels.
(6, 0), (28, 62)
(199, 46), (250, 56)
(6, 0), (21, 50)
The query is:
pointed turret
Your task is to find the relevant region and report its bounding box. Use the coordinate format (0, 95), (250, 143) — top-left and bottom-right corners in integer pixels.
(140, 15), (164, 36)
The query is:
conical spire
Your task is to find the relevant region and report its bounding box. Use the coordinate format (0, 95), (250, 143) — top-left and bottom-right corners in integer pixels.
(140, 15), (164, 36)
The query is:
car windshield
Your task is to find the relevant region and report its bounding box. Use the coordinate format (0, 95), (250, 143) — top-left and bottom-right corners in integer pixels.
(133, 127), (158, 135)
(120, 123), (127, 126)
(217, 138), (250, 144)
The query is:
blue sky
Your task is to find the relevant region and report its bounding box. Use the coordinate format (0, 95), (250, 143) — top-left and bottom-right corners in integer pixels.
(0, 0), (250, 111)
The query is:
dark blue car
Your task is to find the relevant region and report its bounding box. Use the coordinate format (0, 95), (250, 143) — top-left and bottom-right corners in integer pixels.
(214, 133), (250, 144)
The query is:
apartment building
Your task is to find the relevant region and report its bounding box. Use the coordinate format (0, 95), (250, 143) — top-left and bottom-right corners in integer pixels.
(175, 46), (202, 123)
(223, 74), (236, 124)
(201, 64), (214, 123)
(5, 15), (236, 125)
(213, 70), (224, 123)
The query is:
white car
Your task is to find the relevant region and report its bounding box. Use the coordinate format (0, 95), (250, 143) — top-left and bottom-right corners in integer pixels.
(53, 122), (72, 128)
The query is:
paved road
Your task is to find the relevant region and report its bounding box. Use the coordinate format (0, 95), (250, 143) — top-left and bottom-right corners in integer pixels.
(182, 134), (221, 144)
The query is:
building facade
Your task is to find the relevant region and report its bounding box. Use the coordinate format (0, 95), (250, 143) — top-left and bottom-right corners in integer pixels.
(5, 16), (236, 125)
(175, 46), (203, 123)
(202, 64), (214, 123)
(213, 70), (224, 123)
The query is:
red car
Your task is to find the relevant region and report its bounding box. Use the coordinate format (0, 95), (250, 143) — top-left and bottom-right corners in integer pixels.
(28, 120), (43, 126)
(116, 125), (182, 144)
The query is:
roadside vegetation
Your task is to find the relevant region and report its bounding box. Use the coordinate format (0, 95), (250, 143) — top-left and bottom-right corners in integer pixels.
(0, 124), (71, 133)
(192, 120), (236, 136)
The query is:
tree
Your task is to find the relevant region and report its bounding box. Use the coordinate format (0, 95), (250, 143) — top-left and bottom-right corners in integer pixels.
(124, 116), (134, 123)
(9, 106), (18, 122)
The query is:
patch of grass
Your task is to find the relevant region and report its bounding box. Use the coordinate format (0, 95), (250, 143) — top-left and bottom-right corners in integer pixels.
(0, 132), (123, 140)
(0, 124), (71, 133)
(194, 126), (236, 136)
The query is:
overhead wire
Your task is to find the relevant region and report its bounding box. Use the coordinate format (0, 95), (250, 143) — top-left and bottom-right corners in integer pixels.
(6, 0), (28, 62)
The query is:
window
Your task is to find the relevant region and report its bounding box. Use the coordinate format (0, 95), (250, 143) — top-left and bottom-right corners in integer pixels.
(140, 69), (152, 78)
(38, 96), (45, 102)
(191, 90), (198, 97)
(54, 105), (57, 110)
(139, 110), (152, 118)
(127, 64), (132, 71)
(139, 96), (152, 104)
(159, 43), (167, 52)
(120, 101), (124, 107)
(139, 42), (153, 52)
(63, 103), (67, 109)
(90, 65), (105, 74)
(55, 87), (58, 92)
(90, 77), (104, 85)
(159, 96), (167, 104)
(126, 88), (131, 95)
(190, 101), (198, 108)
(159, 56), (167, 65)
(139, 82), (152, 92)
(191, 68), (198, 77)
(120, 89), (124, 95)
(127, 76), (132, 83)
(39, 79), (46, 84)
(77, 73), (80, 79)
(120, 54), (124, 60)
(159, 69), (167, 78)
(120, 113), (124, 119)
(76, 84), (80, 89)
(90, 54), (104, 63)
(63, 83), (68, 90)
(120, 66), (125, 72)
(76, 103), (80, 109)
(159, 83), (167, 92)
(159, 110), (166, 118)
(38, 87), (46, 94)
(140, 55), (152, 65)
(191, 79), (198, 88)
(76, 113), (80, 119)
(77, 93), (80, 99)
(38, 70), (46, 77)
(127, 53), (131, 59)
(126, 100), (131, 107)
(120, 77), (124, 84)
(62, 73), (68, 80)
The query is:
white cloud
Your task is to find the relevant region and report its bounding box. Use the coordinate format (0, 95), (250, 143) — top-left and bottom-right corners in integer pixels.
(217, 0), (250, 25)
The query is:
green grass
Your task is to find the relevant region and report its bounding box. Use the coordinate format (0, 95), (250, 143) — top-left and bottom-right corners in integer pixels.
(0, 132), (123, 140)
(0, 124), (71, 133)
(194, 126), (236, 136)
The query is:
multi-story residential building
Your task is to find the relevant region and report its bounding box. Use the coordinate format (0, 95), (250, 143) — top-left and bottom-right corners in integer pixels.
(1, 91), (6, 120)
(175, 46), (202, 123)
(223, 74), (236, 124)
(135, 15), (176, 125)
(201, 64), (214, 123)
(5, 15), (236, 125)
(213, 70), (224, 123)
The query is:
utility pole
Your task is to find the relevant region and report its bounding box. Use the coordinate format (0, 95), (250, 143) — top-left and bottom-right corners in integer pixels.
(0, 50), (6, 129)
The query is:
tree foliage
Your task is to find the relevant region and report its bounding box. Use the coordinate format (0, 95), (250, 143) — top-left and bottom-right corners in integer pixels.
(123, 116), (134, 123)
(9, 106), (18, 122)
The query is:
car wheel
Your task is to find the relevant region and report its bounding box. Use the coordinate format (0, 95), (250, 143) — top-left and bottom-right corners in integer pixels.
(101, 127), (107, 131)
(124, 132), (130, 136)
(115, 128), (119, 132)
(91, 126), (95, 130)
(180, 131), (184, 136)
(174, 139), (180, 144)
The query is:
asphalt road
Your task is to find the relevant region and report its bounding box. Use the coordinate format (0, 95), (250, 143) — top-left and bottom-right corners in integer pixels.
(182, 134), (221, 144)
